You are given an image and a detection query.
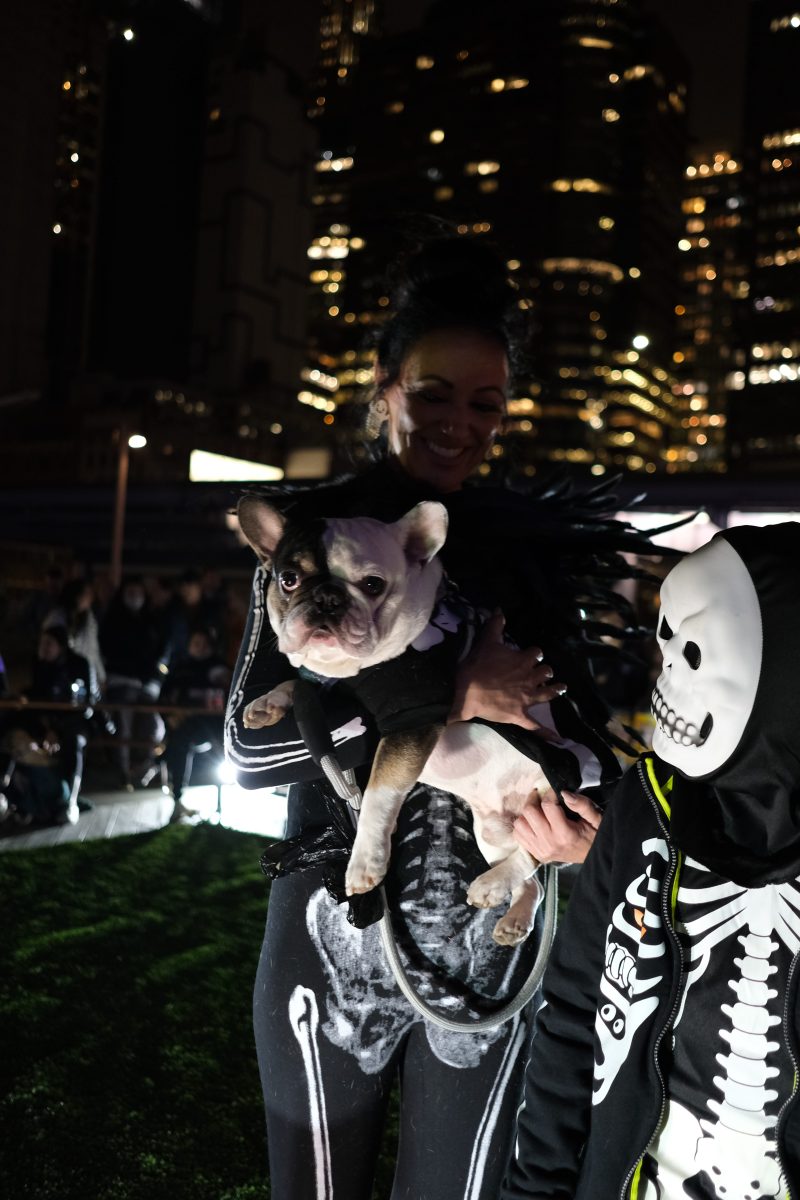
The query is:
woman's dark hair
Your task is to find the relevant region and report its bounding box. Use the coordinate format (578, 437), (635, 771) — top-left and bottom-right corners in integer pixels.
(373, 237), (529, 388)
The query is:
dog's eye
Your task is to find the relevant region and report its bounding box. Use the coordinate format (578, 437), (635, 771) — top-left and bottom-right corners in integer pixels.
(278, 570), (300, 592)
(359, 575), (385, 597)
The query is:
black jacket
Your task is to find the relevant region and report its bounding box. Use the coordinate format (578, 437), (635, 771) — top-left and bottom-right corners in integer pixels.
(501, 755), (800, 1200)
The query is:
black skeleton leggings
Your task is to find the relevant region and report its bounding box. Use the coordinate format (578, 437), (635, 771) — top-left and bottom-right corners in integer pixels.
(253, 811), (541, 1200)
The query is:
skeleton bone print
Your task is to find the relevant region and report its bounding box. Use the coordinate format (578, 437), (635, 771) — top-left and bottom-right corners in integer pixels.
(640, 859), (800, 1199)
(305, 787), (530, 1072)
(592, 837), (669, 1107)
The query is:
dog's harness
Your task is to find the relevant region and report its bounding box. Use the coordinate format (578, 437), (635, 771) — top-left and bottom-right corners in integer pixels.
(290, 677), (558, 1033)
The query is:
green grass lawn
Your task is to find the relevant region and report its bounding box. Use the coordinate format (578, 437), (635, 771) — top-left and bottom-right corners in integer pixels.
(0, 824), (278, 1200)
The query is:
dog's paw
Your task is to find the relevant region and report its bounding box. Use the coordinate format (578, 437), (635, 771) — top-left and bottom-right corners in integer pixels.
(345, 852), (389, 896)
(492, 912), (534, 947)
(466, 874), (510, 910)
(243, 695), (289, 728)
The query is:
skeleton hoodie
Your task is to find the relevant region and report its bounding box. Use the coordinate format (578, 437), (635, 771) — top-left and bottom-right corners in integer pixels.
(502, 525), (800, 1200)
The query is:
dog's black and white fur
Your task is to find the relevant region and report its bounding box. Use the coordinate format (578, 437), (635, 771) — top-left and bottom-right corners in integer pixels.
(237, 496), (565, 946)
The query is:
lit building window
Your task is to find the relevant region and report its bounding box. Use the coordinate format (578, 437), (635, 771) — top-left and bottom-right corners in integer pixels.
(749, 363), (800, 384)
(488, 77), (529, 92)
(385, 101), (404, 114)
(577, 36), (614, 49)
(598, 215), (615, 230)
(624, 64), (653, 80)
(315, 156), (354, 172)
(465, 160), (500, 175)
(549, 177), (612, 194)
(506, 259), (521, 270)
(416, 55), (434, 69)
(434, 185), (453, 201)
(479, 178), (498, 193)
(763, 128), (800, 149)
(770, 13), (800, 31)
(602, 108), (620, 123)
(542, 257), (624, 283)
(429, 129), (445, 143)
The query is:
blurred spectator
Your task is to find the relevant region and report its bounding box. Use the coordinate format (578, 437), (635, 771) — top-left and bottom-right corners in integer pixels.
(161, 571), (206, 669)
(24, 566), (65, 639)
(199, 567), (226, 636)
(100, 577), (166, 788)
(161, 627), (231, 823)
(0, 627), (91, 826)
(43, 579), (106, 697)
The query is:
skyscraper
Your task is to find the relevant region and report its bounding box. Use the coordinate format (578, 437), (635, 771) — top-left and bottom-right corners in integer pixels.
(728, 0), (800, 473)
(672, 150), (749, 472)
(302, 0), (688, 477)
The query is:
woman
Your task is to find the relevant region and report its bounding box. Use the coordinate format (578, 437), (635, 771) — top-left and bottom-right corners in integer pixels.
(227, 239), (617, 1199)
(43, 578), (106, 700)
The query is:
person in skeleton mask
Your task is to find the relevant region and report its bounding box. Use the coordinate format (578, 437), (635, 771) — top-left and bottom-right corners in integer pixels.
(502, 523), (800, 1200)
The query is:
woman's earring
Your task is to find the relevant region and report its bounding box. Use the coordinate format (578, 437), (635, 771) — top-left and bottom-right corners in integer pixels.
(366, 393), (389, 440)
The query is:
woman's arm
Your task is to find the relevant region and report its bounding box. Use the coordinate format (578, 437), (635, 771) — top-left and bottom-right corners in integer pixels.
(225, 566), (376, 789)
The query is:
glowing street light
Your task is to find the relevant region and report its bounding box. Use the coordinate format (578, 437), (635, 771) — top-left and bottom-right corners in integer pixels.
(110, 428), (147, 587)
(122, 27), (135, 41)
(632, 334), (650, 351)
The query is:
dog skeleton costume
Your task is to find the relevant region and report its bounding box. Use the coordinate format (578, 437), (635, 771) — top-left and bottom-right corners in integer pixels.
(502, 523), (800, 1200)
(227, 462), (671, 1200)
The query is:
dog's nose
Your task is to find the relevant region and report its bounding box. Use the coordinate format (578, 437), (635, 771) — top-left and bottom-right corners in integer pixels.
(312, 581), (346, 614)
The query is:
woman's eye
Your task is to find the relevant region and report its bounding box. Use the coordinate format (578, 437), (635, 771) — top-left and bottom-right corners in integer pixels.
(360, 576), (385, 597)
(407, 389), (444, 405)
(278, 570), (300, 592)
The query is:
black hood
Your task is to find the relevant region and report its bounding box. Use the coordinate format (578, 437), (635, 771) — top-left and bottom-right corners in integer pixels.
(669, 522), (800, 885)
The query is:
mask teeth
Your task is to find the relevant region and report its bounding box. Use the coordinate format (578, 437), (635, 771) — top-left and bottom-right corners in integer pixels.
(651, 685), (710, 748)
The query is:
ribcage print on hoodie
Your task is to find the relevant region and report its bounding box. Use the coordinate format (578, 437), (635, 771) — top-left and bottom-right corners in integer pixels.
(642, 859), (800, 1199)
(306, 785), (535, 1072)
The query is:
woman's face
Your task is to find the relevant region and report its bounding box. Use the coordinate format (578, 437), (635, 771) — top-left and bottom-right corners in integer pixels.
(382, 328), (508, 493)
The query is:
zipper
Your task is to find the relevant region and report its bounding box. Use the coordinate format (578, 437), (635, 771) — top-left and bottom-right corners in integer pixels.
(774, 949), (800, 1200)
(619, 758), (685, 1200)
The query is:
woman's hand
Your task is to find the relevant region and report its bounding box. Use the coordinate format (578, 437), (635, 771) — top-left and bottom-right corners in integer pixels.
(449, 610), (566, 732)
(513, 789), (602, 865)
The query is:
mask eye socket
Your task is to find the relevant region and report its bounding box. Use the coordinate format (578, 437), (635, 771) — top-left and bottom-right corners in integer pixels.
(658, 615), (673, 641)
(683, 641), (701, 670)
(359, 575), (386, 597)
(278, 569), (300, 592)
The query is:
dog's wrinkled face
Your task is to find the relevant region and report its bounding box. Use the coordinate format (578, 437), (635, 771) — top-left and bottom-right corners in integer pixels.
(238, 498), (448, 677)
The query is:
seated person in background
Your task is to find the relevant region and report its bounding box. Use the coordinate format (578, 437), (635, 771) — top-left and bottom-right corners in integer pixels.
(161, 627), (231, 823)
(0, 626), (91, 827)
(100, 577), (166, 788)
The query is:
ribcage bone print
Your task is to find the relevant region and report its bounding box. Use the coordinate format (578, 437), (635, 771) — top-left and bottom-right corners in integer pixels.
(647, 869), (800, 1198)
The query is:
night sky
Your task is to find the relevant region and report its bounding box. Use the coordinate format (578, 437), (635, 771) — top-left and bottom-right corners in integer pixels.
(386, 0), (752, 150)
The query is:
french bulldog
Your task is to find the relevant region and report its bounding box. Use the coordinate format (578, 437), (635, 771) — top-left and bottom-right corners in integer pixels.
(237, 495), (554, 946)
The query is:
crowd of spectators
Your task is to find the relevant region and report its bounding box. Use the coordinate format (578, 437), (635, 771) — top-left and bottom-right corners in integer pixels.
(0, 566), (243, 832)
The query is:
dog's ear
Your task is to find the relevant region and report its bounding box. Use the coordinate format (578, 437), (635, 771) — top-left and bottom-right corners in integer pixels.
(237, 497), (286, 568)
(392, 501), (448, 566)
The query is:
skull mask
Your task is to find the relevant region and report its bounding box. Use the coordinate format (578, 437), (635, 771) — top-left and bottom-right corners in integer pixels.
(651, 537), (763, 780)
